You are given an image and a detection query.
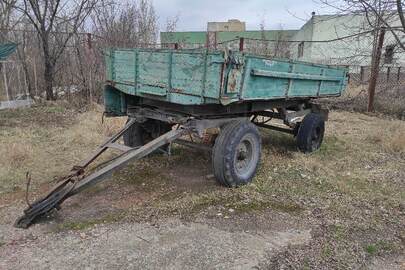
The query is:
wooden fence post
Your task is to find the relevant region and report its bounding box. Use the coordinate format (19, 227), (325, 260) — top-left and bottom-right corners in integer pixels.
(367, 28), (385, 112)
(360, 66), (365, 82)
(239, 38), (244, 52)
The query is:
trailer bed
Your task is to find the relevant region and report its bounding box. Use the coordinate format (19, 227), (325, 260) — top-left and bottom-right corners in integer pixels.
(104, 48), (348, 111)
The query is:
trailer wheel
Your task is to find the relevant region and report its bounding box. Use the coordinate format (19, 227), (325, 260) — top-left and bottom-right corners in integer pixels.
(123, 120), (143, 147)
(123, 119), (172, 150)
(296, 113), (325, 153)
(212, 121), (262, 187)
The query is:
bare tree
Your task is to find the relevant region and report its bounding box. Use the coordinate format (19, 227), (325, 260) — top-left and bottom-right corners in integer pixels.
(165, 15), (179, 33)
(91, 0), (158, 48)
(3, 0), (97, 100)
(0, 0), (17, 41)
(136, 0), (157, 45)
(273, 25), (291, 58)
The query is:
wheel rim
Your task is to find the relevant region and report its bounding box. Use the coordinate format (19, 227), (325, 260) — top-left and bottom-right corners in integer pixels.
(234, 135), (255, 178)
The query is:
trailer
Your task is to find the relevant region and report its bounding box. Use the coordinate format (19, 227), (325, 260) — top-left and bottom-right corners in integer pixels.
(15, 48), (348, 228)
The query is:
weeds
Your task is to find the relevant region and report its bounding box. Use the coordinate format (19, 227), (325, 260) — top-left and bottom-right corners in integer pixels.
(364, 241), (396, 256)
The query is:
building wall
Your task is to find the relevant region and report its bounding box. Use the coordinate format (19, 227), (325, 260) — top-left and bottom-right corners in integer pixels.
(290, 18), (314, 61)
(291, 14), (405, 68)
(207, 19), (246, 32)
(311, 15), (376, 66)
(160, 31), (207, 45)
(160, 30), (298, 51)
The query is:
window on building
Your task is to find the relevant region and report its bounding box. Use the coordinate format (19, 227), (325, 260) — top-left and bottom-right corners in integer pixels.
(384, 45), (395, 64)
(298, 42), (304, 58)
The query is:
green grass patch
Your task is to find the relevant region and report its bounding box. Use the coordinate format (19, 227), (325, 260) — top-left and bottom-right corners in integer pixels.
(365, 244), (378, 255)
(364, 240), (397, 256)
(332, 224), (347, 241)
(315, 136), (346, 157)
(303, 258), (311, 270)
(321, 243), (333, 259)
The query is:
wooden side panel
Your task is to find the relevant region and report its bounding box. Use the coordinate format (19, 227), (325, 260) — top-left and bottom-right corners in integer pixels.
(171, 53), (205, 96)
(109, 50), (224, 105)
(112, 50), (136, 95)
(241, 57), (290, 99)
(288, 63), (322, 96)
(319, 68), (347, 95)
(241, 56), (347, 100)
(138, 51), (170, 97)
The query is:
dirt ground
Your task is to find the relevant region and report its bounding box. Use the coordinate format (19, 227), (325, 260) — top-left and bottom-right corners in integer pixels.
(0, 103), (404, 269)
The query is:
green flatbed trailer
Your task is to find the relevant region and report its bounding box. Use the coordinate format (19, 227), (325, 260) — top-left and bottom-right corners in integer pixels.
(15, 48), (348, 228)
(103, 47), (348, 186)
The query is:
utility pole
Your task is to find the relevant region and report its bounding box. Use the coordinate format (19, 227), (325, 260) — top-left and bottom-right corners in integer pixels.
(367, 28), (385, 112)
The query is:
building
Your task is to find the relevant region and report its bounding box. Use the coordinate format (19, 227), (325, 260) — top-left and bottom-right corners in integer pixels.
(207, 19), (246, 32)
(290, 13), (405, 67)
(160, 16), (405, 67)
(160, 29), (298, 48)
(161, 19), (297, 55)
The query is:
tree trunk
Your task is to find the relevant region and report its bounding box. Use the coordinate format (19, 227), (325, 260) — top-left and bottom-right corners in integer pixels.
(44, 61), (55, 100)
(42, 38), (55, 101)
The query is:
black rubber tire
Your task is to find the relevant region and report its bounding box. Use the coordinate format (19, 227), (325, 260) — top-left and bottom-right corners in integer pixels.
(296, 113), (325, 153)
(212, 120), (262, 187)
(123, 119), (172, 150)
(123, 120), (144, 147)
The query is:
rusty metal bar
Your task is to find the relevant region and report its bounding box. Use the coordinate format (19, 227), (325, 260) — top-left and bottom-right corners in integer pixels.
(174, 139), (212, 152)
(254, 122), (295, 134)
(71, 128), (187, 194)
(76, 118), (137, 169)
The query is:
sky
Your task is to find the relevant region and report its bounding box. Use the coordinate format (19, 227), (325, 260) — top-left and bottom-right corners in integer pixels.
(153, 0), (336, 32)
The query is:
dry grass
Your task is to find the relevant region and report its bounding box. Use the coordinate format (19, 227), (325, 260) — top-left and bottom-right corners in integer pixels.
(0, 104), (403, 268)
(322, 83), (405, 119)
(0, 103), (125, 194)
(389, 132), (405, 153)
(0, 142), (33, 167)
(365, 118), (405, 155)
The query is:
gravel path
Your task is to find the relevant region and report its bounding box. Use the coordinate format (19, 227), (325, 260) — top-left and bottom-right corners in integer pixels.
(1, 218), (311, 269)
